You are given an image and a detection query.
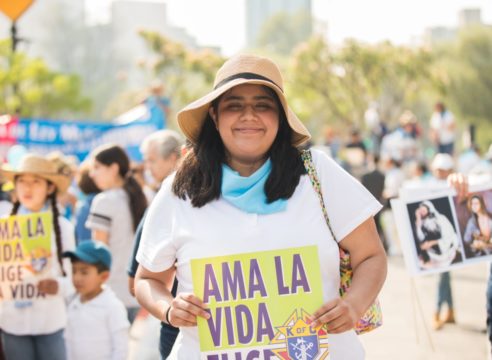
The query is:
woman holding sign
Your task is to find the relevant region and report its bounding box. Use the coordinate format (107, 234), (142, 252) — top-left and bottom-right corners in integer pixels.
(135, 54), (387, 359)
(0, 154), (75, 360)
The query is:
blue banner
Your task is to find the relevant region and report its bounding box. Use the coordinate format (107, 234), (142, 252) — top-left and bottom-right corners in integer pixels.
(1, 100), (166, 162)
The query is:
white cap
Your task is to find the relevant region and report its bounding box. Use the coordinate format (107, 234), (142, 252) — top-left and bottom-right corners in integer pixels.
(431, 153), (454, 171)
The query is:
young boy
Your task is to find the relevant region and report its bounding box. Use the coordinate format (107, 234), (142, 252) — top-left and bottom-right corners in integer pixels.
(63, 240), (130, 360)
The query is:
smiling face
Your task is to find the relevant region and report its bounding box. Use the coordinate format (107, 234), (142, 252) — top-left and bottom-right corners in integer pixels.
(210, 84), (280, 170)
(15, 174), (54, 212)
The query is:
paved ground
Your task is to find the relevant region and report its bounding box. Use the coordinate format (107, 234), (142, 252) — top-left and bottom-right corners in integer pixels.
(129, 255), (490, 359)
(360, 256), (489, 360)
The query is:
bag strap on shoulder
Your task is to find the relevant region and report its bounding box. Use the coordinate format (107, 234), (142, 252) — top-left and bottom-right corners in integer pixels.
(300, 149), (338, 243)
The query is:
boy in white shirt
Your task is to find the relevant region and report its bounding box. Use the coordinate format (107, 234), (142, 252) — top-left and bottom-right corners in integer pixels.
(63, 241), (130, 360)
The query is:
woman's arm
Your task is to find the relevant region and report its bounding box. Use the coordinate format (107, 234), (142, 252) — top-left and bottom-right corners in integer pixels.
(310, 217), (387, 333)
(135, 266), (210, 327)
(92, 229), (110, 245)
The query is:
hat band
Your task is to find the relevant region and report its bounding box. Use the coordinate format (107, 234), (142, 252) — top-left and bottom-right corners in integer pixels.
(214, 72), (282, 91)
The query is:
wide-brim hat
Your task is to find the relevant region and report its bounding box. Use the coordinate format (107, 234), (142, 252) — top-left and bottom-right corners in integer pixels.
(177, 54), (311, 147)
(1, 154), (71, 194)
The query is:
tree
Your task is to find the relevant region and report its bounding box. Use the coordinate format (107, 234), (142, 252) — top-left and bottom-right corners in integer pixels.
(0, 40), (91, 118)
(256, 11), (312, 55)
(137, 31), (225, 118)
(288, 36), (435, 137)
(433, 26), (492, 147)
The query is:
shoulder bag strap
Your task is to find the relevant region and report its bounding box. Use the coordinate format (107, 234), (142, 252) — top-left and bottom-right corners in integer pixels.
(300, 149), (338, 243)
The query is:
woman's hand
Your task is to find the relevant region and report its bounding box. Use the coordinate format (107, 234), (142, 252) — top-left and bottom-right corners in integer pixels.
(447, 173), (468, 201)
(37, 279), (59, 295)
(309, 298), (359, 333)
(167, 292), (210, 327)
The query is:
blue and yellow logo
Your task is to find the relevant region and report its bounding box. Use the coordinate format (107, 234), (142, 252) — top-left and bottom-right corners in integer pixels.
(270, 309), (329, 360)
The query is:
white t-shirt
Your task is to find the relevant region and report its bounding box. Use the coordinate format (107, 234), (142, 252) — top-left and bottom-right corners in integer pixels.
(0, 213), (75, 335)
(137, 150), (382, 359)
(86, 188), (139, 307)
(430, 110), (455, 145)
(65, 287), (130, 360)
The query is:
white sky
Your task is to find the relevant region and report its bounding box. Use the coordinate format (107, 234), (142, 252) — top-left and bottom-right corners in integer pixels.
(95, 0), (492, 55)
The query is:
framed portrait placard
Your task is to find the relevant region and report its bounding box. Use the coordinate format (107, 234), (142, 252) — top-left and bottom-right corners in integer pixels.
(391, 182), (492, 275)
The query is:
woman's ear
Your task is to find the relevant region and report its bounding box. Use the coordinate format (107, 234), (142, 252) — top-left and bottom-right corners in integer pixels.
(109, 163), (120, 178)
(209, 107), (218, 128)
(47, 183), (56, 195)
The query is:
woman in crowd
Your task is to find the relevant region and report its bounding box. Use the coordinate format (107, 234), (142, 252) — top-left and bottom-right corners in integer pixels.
(134, 54), (387, 359)
(86, 144), (147, 323)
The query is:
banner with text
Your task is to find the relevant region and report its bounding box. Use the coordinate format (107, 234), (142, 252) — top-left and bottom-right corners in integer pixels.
(191, 246), (330, 360)
(0, 212), (52, 301)
(0, 100), (166, 162)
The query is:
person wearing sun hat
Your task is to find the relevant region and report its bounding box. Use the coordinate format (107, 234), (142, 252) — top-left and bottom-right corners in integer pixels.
(135, 54), (387, 359)
(0, 153), (75, 360)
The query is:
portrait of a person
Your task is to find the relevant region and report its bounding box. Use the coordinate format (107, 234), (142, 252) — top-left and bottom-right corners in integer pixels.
(414, 200), (460, 269)
(463, 194), (492, 257)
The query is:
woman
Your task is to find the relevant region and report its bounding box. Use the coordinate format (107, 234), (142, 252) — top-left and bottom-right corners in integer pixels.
(135, 54), (386, 359)
(415, 200), (460, 269)
(463, 194), (492, 256)
(86, 144), (147, 323)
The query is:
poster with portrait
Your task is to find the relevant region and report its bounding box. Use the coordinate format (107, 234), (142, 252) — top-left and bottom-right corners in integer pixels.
(392, 182), (492, 276)
(191, 246), (330, 360)
(0, 212), (52, 301)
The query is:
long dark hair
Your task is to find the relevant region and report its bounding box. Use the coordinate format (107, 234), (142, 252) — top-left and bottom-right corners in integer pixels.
(173, 86), (306, 207)
(11, 184), (66, 276)
(93, 145), (147, 231)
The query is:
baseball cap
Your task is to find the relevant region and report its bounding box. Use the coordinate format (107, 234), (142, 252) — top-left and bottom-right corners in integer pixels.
(431, 153), (454, 171)
(63, 240), (112, 269)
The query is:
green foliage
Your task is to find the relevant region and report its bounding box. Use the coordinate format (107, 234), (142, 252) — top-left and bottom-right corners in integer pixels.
(427, 26), (492, 149)
(288, 37), (435, 136)
(138, 31), (225, 120)
(0, 40), (90, 118)
(256, 11), (312, 55)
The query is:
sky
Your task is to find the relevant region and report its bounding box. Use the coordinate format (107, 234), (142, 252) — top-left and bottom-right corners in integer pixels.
(93, 0), (492, 55)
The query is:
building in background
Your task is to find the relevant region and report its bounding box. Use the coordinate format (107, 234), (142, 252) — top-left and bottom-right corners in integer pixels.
(246, 0), (312, 48)
(0, 0), (202, 119)
(424, 8), (486, 46)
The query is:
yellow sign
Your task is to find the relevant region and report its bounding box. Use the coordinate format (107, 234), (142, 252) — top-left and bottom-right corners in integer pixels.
(0, 0), (34, 21)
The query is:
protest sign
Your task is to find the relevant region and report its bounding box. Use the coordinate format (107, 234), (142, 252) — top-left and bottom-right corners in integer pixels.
(191, 246), (330, 360)
(0, 212), (52, 301)
(392, 182), (492, 275)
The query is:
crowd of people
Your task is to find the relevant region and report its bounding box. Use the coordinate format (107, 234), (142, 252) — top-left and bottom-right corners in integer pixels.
(0, 53), (490, 359)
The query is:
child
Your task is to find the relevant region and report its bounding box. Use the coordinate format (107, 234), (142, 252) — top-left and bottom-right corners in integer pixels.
(63, 240), (129, 360)
(0, 154), (75, 360)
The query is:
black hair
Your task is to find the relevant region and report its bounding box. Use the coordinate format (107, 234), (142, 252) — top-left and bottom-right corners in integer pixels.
(93, 145), (147, 231)
(78, 166), (101, 195)
(173, 85), (306, 207)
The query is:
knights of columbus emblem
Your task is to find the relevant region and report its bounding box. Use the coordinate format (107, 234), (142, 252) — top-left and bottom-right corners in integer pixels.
(270, 309), (329, 360)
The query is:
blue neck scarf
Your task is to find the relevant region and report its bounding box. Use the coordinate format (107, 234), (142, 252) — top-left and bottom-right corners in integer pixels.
(221, 159), (287, 214)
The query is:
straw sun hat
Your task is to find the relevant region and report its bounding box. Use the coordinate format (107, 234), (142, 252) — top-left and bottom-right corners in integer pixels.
(177, 54), (311, 147)
(2, 154), (71, 194)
